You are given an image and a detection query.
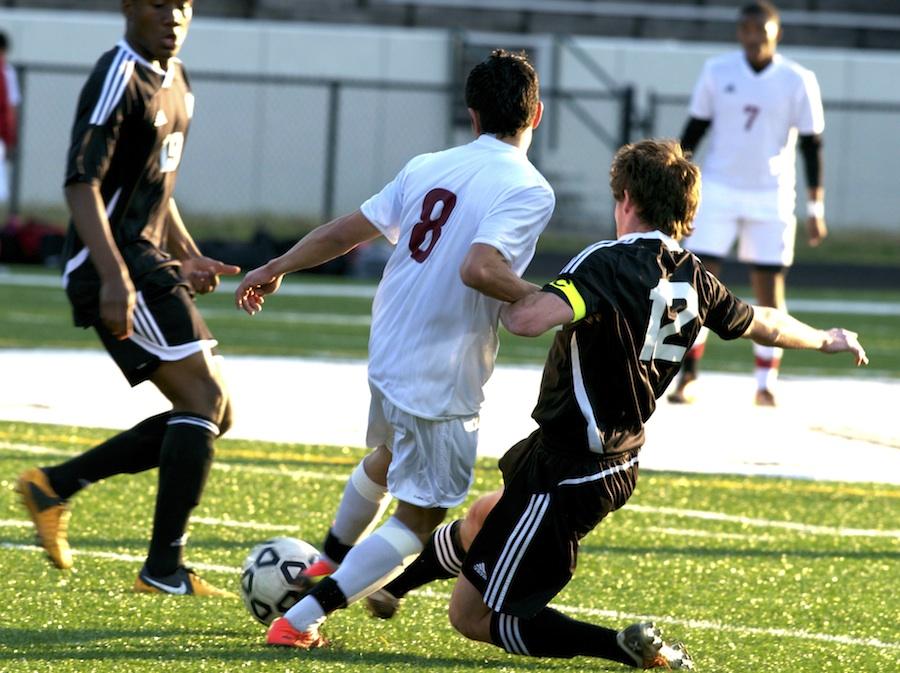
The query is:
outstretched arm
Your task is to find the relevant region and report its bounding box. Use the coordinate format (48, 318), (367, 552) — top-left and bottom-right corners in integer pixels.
(165, 199), (240, 294)
(235, 210), (381, 315)
(742, 306), (868, 366)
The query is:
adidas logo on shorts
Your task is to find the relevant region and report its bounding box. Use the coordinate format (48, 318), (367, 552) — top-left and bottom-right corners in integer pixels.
(473, 561), (488, 580)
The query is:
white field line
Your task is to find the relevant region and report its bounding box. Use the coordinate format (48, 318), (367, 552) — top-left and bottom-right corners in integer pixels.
(625, 504), (900, 538)
(645, 526), (773, 542)
(0, 543), (236, 574)
(4, 441), (899, 540)
(0, 542), (896, 653)
(3, 271), (899, 315)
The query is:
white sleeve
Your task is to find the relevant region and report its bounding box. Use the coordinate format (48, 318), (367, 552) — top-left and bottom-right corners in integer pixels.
(688, 61), (714, 120)
(794, 70), (825, 135)
(471, 183), (555, 270)
(359, 169), (406, 245)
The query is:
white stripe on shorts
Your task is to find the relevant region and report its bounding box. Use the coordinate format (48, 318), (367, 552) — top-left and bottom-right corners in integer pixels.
(557, 454), (639, 487)
(168, 415), (220, 436)
(484, 493), (549, 610)
(134, 291), (168, 346)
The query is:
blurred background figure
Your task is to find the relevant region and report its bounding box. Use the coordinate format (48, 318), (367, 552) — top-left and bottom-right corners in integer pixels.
(0, 30), (20, 218)
(669, 1), (826, 407)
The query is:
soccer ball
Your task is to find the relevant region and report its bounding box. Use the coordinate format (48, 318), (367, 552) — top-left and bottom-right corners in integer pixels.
(240, 536), (320, 626)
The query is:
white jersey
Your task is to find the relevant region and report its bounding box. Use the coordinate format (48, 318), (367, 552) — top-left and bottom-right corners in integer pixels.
(361, 134), (555, 420)
(689, 51), (824, 193)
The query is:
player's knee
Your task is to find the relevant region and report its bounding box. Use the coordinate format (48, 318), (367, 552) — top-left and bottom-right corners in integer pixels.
(460, 489), (501, 548)
(448, 600), (491, 643)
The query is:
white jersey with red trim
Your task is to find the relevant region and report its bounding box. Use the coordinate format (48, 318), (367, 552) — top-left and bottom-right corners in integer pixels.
(689, 51), (824, 193)
(360, 134), (555, 420)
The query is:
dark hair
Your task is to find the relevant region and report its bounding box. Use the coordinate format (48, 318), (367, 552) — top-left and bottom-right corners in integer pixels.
(465, 49), (539, 137)
(0, 31), (9, 53)
(740, 1), (780, 25)
(609, 139), (700, 240)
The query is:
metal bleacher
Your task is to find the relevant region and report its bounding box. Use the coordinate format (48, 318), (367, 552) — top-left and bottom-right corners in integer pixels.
(4, 1), (900, 50)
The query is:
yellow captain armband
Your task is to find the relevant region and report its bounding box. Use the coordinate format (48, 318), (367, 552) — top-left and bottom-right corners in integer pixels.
(548, 278), (586, 321)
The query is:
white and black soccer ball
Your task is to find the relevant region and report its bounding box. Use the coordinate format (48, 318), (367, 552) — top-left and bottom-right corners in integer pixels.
(240, 536), (320, 626)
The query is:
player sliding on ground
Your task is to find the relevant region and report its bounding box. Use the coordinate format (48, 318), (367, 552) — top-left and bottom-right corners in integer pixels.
(365, 139), (866, 670)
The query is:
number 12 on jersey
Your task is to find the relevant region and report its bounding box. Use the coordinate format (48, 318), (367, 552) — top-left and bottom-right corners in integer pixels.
(640, 279), (699, 363)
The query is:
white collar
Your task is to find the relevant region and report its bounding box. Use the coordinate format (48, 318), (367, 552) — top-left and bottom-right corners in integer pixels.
(474, 133), (526, 154)
(618, 229), (682, 252)
(118, 39), (178, 87)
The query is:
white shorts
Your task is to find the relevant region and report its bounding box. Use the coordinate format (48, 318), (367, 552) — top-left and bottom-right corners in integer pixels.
(366, 384), (479, 509)
(684, 181), (796, 267)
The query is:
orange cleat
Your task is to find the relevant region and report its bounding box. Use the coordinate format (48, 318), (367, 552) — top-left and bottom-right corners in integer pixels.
(266, 617), (327, 649)
(16, 468), (73, 569)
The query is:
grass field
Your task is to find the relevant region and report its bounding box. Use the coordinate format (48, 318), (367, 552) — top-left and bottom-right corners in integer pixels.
(1, 265), (899, 377)
(0, 265), (898, 672)
(1, 421), (899, 673)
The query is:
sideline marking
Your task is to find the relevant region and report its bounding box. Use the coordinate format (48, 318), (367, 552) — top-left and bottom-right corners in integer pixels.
(3, 441), (898, 539)
(1, 542), (897, 652)
(3, 271), (900, 315)
(625, 504), (900, 538)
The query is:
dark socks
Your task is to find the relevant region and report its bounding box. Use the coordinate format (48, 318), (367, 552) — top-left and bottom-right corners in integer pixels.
(322, 528), (353, 565)
(490, 607), (635, 665)
(382, 520), (465, 598)
(145, 414), (218, 577)
(308, 576), (348, 613)
(44, 412), (172, 499)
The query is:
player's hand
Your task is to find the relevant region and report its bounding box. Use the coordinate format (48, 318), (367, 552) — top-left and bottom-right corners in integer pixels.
(820, 328), (868, 366)
(182, 256), (241, 294)
(99, 273), (136, 340)
(806, 215), (827, 247)
(235, 264), (284, 315)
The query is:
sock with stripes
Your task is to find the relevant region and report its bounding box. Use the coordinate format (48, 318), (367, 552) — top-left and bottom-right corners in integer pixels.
(145, 413), (218, 577)
(43, 412), (172, 500)
(324, 459), (391, 565)
(381, 520), (465, 599)
(490, 607), (635, 665)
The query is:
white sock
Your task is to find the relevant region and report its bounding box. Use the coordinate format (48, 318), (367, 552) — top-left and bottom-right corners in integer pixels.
(330, 460), (391, 551)
(333, 516), (423, 605)
(753, 344), (783, 391)
(283, 517), (423, 632)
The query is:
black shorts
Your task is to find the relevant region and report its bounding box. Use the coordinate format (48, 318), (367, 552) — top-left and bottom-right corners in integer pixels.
(68, 266), (217, 386)
(462, 430), (639, 618)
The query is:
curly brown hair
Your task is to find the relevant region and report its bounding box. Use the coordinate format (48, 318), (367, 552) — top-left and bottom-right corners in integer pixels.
(465, 49), (540, 138)
(609, 139), (700, 240)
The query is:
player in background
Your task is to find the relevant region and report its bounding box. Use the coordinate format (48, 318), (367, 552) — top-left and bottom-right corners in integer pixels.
(235, 49), (555, 649)
(0, 30), (19, 212)
(366, 140), (866, 669)
(669, 1), (826, 406)
(16, 0), (240, 596)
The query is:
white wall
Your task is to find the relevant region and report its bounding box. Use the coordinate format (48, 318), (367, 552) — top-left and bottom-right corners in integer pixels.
(2, 8), (898, 232)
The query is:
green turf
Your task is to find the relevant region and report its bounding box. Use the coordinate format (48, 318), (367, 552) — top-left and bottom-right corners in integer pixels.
(1, 421), (898, 672)
(0, 267), (898, 377)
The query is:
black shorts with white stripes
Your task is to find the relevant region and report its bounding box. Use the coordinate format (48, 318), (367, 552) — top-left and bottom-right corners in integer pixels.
(68, 266), (217, 386)
(462, 430), (639, 618)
